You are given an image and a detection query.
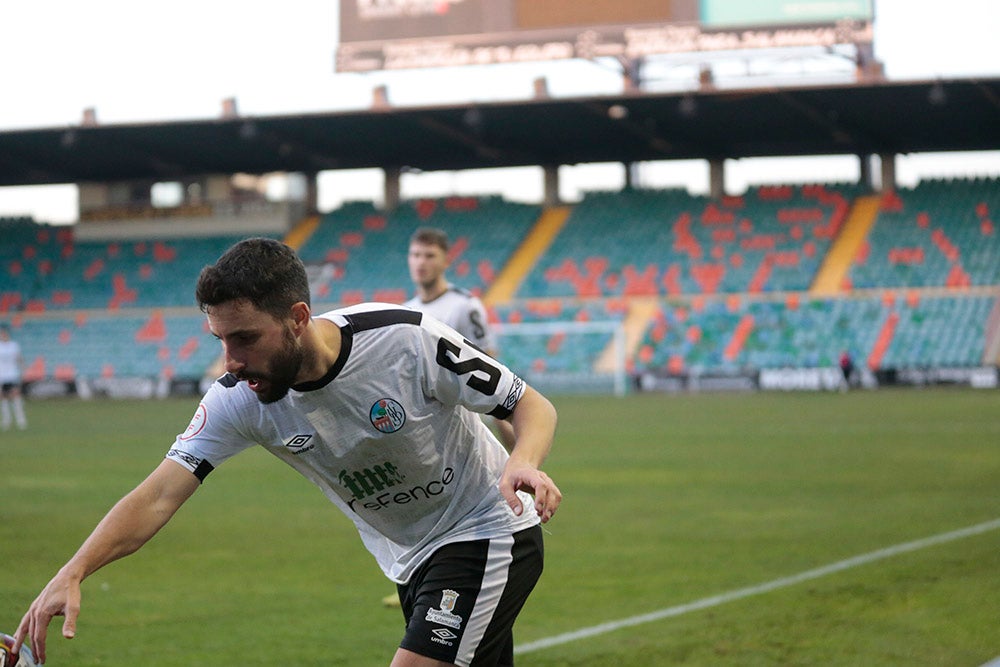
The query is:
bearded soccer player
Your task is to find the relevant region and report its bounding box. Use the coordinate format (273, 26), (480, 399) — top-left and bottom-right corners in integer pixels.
(15, 238), (561, 667)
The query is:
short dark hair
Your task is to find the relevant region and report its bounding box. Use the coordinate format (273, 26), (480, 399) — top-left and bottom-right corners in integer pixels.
(410, 227), (449, 252)
(195, 237), (310, 318)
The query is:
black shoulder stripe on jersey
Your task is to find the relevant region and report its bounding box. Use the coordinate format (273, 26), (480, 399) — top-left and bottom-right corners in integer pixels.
(345, 308), (422, 332)
(217, 373), (239, 388)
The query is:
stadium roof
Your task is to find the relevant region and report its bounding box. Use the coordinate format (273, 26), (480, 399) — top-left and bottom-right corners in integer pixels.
(0, 77), (998, 186)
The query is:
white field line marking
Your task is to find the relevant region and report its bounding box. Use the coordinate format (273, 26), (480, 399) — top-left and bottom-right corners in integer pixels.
(515, 518), (1000, 655)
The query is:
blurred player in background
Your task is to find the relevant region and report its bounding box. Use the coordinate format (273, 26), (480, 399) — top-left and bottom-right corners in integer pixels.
(405, 227), (516, 450)
(0, 325), (27, 431)
(15, 238), (561, 667)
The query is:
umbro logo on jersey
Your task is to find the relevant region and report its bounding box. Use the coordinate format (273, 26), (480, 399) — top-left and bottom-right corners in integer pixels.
(283, 434), (315, 454)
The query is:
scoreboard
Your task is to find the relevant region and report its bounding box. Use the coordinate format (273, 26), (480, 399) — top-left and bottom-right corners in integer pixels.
(336, 0), (873, 72)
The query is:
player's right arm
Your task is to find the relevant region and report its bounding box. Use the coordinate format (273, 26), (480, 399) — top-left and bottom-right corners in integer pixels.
(14, 458), (200, 664)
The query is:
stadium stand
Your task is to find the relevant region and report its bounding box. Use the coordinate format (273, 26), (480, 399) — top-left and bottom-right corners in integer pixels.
(1, 217), (69, 313)
(298, 197), (542, 306)
(27, 234), (276, 310)
(518, 184), (862, 300)
(2, 178), (998, 389)
(632, 292), (993, 376)
(847, 178), (1000, 289)
(13, 312), (216, 382)
(1, 226), (278, 383)
(878, 293), (995, 368)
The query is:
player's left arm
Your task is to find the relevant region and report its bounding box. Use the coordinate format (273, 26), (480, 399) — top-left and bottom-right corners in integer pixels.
(418, 317), (560, 521)
(466, 298), (518, 450)
(488, 406), (517, 451)
(499, 385), (561, 523)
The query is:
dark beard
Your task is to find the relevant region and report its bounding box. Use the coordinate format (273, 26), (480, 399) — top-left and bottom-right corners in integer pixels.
(254, 330), (304, 404)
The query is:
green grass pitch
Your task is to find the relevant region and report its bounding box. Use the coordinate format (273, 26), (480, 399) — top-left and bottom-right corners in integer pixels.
(2, 388), (999, 665)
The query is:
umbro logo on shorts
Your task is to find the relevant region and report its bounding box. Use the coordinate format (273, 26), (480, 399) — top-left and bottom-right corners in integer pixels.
(430, 627), (458, 647)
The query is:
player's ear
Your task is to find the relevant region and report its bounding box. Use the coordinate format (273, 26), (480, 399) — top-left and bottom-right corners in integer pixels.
(290, 301), (311, 333)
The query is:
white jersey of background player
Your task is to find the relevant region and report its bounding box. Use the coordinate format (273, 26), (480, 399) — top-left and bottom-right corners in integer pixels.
(404, 285), (494, 353)
(404, 226), (514, 450)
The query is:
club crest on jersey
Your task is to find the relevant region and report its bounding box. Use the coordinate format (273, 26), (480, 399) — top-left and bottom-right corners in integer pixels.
(425, 589), (463, 630)
(370, 398), (405, 433)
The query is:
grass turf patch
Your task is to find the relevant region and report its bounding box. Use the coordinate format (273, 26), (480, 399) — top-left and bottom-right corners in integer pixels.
(1, 389), (998, 665)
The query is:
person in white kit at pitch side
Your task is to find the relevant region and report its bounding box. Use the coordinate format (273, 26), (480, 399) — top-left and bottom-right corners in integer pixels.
(0, 324), (27, 431)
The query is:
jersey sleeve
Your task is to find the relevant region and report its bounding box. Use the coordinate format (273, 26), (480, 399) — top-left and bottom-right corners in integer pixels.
(165, 379), (257, 482)
(457, 296), (496, 353)
(416, 312), (524, 419)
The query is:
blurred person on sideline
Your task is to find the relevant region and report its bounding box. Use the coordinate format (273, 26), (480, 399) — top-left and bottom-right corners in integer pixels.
(839, 349), (856, 392)
(0, 324), (27, 431)
(15, 238), (561, 667)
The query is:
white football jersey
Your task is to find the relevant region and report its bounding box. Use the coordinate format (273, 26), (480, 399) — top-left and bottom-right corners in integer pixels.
(166, 303), (535, 583)
(404, 285), (495, 352)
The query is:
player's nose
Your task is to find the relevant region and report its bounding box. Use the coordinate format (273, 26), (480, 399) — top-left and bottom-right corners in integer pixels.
(223, 349), (246, 375)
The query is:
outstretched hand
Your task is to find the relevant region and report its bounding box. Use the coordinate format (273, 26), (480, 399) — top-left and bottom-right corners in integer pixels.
(14, 570), (82, 665)
(499, 458), (562, 524)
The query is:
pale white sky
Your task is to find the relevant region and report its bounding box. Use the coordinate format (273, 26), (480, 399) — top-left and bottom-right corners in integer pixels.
(0, 0), (998, 223)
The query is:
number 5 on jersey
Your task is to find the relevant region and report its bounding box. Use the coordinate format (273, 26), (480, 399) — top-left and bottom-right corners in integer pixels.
(436, 338), (501, 395)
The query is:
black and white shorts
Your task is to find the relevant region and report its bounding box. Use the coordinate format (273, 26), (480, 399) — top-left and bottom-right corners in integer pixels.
(397, 526), (544, 667)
